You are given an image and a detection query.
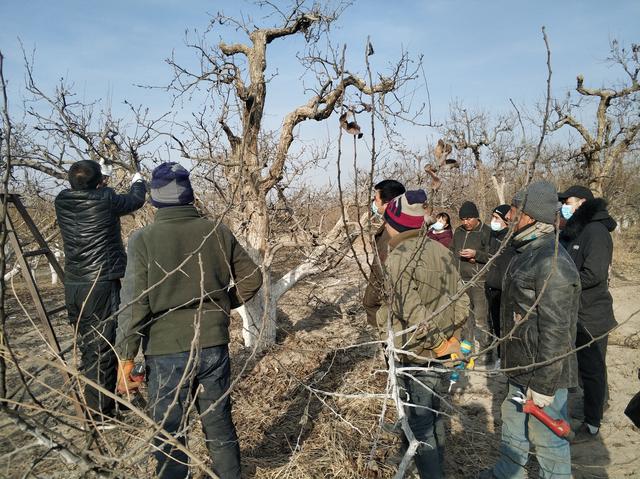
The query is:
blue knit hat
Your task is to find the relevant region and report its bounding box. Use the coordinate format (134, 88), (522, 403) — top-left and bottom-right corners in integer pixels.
(150, 162), (194, 208)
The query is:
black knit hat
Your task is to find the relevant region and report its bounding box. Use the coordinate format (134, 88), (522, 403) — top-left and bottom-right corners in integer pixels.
(492, 204), (511, 222)
(459, 201), (479, 219)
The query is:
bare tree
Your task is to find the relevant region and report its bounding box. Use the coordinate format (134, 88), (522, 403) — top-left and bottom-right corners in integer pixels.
(553, 41), (640, 197)
(164, 2), (417, 347)
(441, 103), (517, 213)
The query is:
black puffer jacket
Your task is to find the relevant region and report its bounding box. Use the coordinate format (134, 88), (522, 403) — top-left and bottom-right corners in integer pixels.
(501, 232), (580, 396)
(560, 198), (617, 336)
(55, 182), (146, 283)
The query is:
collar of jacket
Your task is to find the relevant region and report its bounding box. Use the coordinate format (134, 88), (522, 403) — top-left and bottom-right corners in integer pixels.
(457, 220), (484, 233)
(154, 205), (200, 222)
(562, 198), (616, 240)
(388, 228), (422, 250)
(58, 186), (112, 199)
(513, 228), (555, 251)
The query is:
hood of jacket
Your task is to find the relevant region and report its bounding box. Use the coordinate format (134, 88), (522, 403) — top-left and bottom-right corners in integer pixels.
(562, 198), (617, 241)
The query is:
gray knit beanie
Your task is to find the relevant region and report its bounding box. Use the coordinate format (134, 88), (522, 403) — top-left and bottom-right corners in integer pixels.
(512, 180), (558, 224)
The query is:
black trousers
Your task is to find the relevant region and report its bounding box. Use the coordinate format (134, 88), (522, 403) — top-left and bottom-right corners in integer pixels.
(576, 324), (609, 428)
(65, 280), (120, 418)
(486, 286), (502, 358)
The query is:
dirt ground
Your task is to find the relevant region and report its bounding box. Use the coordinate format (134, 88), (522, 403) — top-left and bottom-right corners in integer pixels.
(1, 253), (639, 478)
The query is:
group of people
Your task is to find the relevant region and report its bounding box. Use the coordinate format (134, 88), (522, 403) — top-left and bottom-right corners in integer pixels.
(53, 158), (617, 479)
(363, 179), (617, 478)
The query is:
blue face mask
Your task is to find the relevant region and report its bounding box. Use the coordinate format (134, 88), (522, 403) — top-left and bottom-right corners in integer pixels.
(561, 204), (574, 220)
(431, 221), (445, 231)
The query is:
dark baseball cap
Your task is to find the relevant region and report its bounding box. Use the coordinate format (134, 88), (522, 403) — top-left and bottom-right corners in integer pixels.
(558, 185), (594, 201)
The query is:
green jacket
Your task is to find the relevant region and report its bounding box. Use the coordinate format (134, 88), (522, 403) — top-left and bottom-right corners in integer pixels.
(363, 223), (390, 327)
(376, 230), (464, 364)
(450, 221), (492, 281)
(116, 206), (262, 359)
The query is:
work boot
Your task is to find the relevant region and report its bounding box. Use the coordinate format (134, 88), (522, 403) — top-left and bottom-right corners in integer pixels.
(571, 422), (599, 444)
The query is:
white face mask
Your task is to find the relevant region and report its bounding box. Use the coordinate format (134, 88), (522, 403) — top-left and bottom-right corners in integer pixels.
(431, 221), (445, 231)
(371, 201), (383, 219)
(490, 220), (504, 232)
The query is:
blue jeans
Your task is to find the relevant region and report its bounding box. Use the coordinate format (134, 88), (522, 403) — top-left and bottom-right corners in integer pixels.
(399, 366), (446, 479)
(493, 382), (571, 478)
(146, 345), (240, 479)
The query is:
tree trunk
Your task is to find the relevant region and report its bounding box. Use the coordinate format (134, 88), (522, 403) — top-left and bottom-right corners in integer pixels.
(234, 254), (324, 349)
(491, 175), (506, 204)
(586, 151), (604, 198)
(234, 269), (276, 347)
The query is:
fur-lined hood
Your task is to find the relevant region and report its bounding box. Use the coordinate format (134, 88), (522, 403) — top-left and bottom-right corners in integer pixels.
(562, 198), (617, 241)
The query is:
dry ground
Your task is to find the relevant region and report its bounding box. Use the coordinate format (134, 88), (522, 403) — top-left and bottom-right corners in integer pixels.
(1, 251), (639, 478)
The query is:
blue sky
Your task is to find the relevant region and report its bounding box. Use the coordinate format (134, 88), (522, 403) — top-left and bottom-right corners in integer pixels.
(1, 0), (638, 174)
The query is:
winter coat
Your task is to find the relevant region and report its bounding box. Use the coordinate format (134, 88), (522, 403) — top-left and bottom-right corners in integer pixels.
(115, 205), (263, 359)
(450, 222), (492, 281)
(485, 228), (516, 291)
(375, 230), (464, 364)
(55, 182), (146, 283)
(427, 228), (453, 248)
(501, 232), (580, 396)
(560, 198), (617, 336)
(363, 224), (391, 327)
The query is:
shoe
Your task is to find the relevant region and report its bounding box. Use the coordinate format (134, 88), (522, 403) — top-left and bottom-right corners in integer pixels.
(571, 422), (599, 444)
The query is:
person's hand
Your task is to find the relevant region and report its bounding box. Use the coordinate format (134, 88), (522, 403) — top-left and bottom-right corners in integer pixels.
(459, 248), (476, 259)
(526, 388), (554, 408)
(130, 172), (144, 185)
(99, 159), (113, 177)
(116, 359), (142, 395)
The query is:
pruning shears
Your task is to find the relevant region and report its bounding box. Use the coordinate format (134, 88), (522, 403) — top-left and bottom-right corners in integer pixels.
(511, 391), (574, 441)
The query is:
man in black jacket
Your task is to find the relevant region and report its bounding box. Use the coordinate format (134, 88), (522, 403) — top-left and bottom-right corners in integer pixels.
(487, 181), (580, 479)
(485, 204), (514, 369)
(559, 185), (617, 442)
(450, 201), (492, 360)
(362, 179), (405, 326)
(55, 160), (146, 423)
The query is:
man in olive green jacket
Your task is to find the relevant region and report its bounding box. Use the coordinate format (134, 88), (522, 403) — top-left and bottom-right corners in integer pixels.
(375, 190), (464, 479)
(115, 163), (262, 479)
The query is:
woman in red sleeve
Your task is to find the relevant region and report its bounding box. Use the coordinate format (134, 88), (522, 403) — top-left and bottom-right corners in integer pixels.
(427, 212), (453, 248)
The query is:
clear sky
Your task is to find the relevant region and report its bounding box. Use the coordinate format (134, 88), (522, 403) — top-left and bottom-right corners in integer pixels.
(1, 0), (638, 174)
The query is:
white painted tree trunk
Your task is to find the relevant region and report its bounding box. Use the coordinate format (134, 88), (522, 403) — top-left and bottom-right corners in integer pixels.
(49, 248), (62, 285)
(233, 260), (322, 349)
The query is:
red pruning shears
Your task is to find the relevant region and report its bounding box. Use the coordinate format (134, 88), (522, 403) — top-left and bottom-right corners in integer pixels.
(512, 391), (574, 441)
